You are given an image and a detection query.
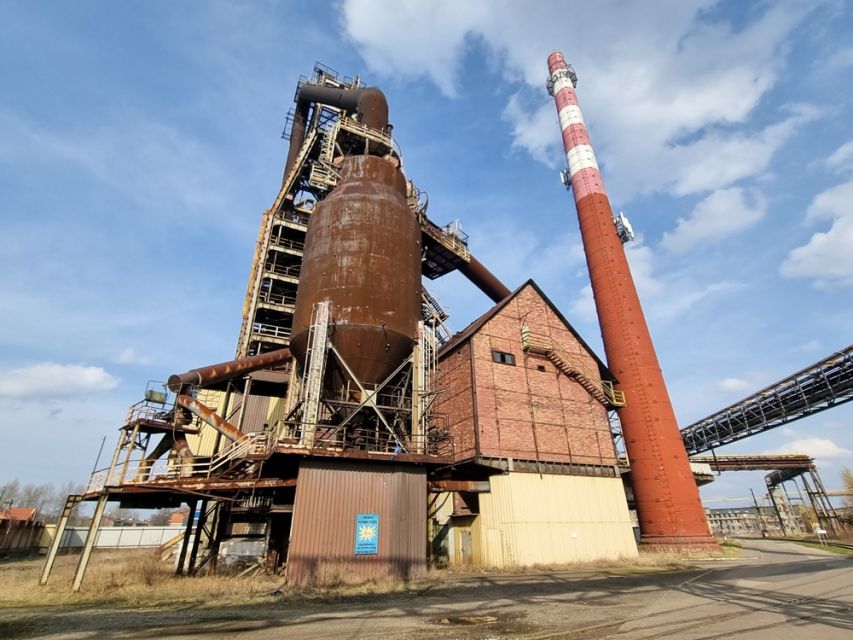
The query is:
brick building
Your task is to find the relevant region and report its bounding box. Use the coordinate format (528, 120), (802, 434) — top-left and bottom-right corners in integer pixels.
(430, 281), (637, 567)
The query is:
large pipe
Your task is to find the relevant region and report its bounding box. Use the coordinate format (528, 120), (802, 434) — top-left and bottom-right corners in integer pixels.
(546, 52), (716, 548)
(167, 347), (291, 392)
(283, 85), (390, 186)
(176, 395), (247, 443)
(459, 254), (512, 303)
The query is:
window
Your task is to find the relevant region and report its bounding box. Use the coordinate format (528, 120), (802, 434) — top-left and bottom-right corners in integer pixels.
(536, 365), (546, 372)
(492, 350), (515, 366)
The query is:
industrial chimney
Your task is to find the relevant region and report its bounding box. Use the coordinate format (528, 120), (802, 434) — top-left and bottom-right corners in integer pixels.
(546, 51), (716, 548)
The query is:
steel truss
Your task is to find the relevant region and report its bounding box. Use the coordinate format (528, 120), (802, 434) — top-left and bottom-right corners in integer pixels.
(682, 345), (852, 454)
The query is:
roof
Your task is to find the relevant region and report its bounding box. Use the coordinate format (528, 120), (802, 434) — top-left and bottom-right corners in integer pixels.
(0, 506), (38, 522)
(437, 279), (615, 382)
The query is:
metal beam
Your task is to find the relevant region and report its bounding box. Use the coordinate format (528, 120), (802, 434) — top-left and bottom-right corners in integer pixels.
(682, 345), (852, 454)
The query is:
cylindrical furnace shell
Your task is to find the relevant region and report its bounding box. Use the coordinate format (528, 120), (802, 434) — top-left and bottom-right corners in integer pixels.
(291, 154), (422, 386)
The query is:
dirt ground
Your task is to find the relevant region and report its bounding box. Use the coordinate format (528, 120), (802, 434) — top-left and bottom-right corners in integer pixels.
(5, 541), (848, 639)
(0, 548), (702, 639)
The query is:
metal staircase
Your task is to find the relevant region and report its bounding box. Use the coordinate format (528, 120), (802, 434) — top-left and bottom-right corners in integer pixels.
(520, 326), (626, 408)
(422, 288), (452, 345)
(299, 300), (331, 447)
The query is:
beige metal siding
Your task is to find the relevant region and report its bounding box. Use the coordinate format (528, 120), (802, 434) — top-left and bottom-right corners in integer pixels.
(266, 395), (290, 430)
(476, 472), (637, 567)
(287, 459), (426, 585)
(240, 394), (271, 434)
(186, 389), (226, 456)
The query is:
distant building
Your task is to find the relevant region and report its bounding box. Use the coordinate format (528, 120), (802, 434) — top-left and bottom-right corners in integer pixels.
(705, 507), (765, 536)
(168, 508), (189, 526)
(0, 506), (38, 522)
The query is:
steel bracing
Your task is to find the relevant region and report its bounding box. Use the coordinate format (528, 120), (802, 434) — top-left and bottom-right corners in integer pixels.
(681, 345), (853, 455)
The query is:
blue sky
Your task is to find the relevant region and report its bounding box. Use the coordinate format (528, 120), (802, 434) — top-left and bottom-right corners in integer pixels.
(1, 0), (851, 509)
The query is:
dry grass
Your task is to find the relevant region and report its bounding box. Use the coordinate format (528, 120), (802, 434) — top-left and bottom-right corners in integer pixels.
(0, 550), (283, 609)
(0, 543), (735, 610)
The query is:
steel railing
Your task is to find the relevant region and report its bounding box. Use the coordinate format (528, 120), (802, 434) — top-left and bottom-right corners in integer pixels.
(521, 327), (625, 408)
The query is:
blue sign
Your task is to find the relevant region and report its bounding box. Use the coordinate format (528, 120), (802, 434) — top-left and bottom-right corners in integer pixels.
(354, 513), (379, 555)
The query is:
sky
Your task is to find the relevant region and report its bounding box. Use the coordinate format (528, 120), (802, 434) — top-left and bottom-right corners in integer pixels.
(1, 0), (851, 511)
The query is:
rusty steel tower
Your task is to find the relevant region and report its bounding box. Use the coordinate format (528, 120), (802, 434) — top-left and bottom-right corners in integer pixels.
(546, 51), (716, 548)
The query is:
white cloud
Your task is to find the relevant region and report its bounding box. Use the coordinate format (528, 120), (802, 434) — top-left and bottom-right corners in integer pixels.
(791, 339), (821, 353)
(113, 347), (152, 366)
(825, 47), (853, 72)
(780, 179), (853, 287)
(0, 107), (240, 229)
(663, 110), (816, 196)
(716, 377), (753, 393)
(503, 96), (561, 168)
(569, 236), (739, 322)
(826, 140), (853, 174)
(662, 188), (767, 253)
(770, 437), (852, 459)
(0, 363), (119, 399)
(343, 0), (819, 199)
(342, 0), (489, 97)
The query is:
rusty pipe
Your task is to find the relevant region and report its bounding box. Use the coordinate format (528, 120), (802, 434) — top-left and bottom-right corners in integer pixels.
(282, 84), (390, 186)
(167, 347), (291, 392)
(176, 395), (247, 443)
(459, 254), (512, 303)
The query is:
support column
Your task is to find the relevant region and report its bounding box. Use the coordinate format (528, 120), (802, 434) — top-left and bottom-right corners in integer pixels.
(71, 493), (108, 592)
(175, 499), (197, 576)
(766, 484), (788, 537)
(40, 494), (81, 585)
(187, 499), (209, 574)
(411, 322), (424, 454)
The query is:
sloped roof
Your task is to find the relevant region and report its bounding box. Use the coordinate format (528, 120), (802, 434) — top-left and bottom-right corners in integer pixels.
(0, 506), (38, 522)
(437, 279), (615, 382)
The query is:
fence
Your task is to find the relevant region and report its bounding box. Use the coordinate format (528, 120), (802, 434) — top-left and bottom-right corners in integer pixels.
(0, 519), (45, 556)
(44, 524), (185, 550)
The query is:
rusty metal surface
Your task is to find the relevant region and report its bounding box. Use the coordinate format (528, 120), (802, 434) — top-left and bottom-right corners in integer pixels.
(167, 347), (291, 392)
(287, 459), (426, 586)
(690, 454), (815, 472)
(298, 85), (389, 132)
(271, 444), (451, 465)
(284, 85), (389, 185)
(428, 480), (491, 493)
(547, 51), (715, 548)
(83, 477), (297, 500)
(458, 254), (511, 303)
(291, 155), (421, 385)
(176, 395), (246, 442)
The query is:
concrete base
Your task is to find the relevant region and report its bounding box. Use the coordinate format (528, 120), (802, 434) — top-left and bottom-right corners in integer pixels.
(639, 534), (720, 551)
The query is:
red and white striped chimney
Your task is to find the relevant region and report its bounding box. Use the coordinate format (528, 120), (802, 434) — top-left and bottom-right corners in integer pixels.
(547, 51), (716, 548)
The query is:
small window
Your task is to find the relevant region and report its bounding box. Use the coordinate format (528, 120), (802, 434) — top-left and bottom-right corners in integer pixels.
(536, 365), (546, 372)
(492, 350), (515, 366)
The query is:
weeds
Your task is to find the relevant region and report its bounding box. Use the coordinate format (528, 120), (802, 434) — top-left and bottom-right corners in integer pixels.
(0, 550), (281, 609)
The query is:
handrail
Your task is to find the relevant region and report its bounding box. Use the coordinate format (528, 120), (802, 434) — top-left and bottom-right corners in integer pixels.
(252, 322), (292, 339)
(521, 326), (625, 408)
(263, 262), (301, 279)
(269, 236), (305, 252)
(257, 290), (297, 307)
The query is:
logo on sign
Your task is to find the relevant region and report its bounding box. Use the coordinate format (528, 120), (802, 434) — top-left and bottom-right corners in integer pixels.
(355, 513), (379, 555)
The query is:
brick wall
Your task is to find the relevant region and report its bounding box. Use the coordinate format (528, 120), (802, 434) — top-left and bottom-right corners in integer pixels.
(436, 284), (617, 466)
(433, 341), (477, 460)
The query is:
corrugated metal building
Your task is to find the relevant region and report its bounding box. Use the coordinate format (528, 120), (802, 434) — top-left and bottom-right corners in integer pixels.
(287, 460), (426, 585)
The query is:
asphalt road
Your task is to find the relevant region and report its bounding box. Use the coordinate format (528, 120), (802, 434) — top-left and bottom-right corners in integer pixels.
(4, 539), (851, 639)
